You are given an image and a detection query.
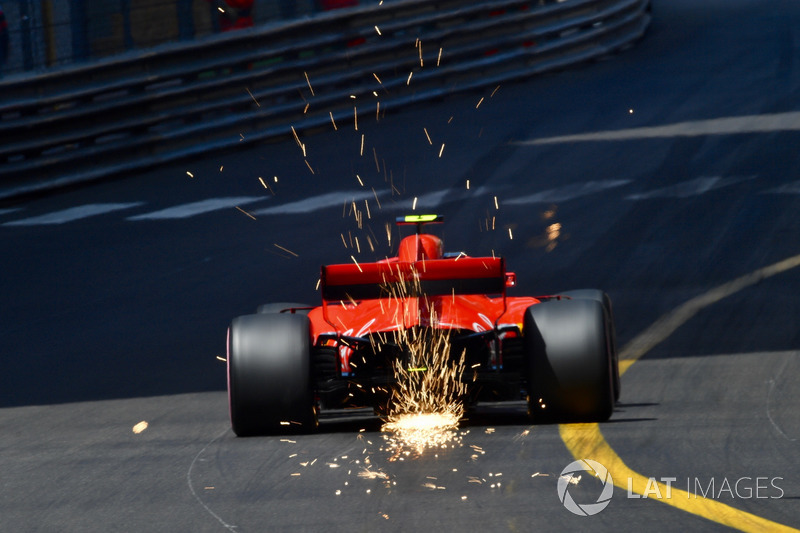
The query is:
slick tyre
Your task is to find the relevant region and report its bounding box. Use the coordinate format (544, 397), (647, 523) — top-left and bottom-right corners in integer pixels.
(525, 298), (614, 423)
(227, 313), (317, 436)
(557, 289), (620, 401)
(256, 302), (312, 315)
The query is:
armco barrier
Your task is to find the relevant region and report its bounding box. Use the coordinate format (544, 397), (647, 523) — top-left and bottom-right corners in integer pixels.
(0, 0), (651, 200)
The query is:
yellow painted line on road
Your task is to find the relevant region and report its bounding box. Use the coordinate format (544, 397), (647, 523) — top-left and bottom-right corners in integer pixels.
(560, 424), (797, 532)
(560, 253), (800, 532)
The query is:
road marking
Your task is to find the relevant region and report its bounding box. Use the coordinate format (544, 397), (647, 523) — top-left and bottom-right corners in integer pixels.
(3, 203), (143, 226)
(187, 427), (238, 531)
(559, 424), (797, 532)
(766, 353), (798, 443)
(517, 110), (800, 145)
(626, 176), (755, 200)
(762, 180), (800, 194)
(561, 252), (800, 532)
(618, 253), (800, 367)
(504, 180), (630, 204)
(128, 197), (265, 220)
(381, 185), (495, 210)
(252, 190), (385, 216)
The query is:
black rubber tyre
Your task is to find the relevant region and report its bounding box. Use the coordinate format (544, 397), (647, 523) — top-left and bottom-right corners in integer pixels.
(558, 289), (620, 401)
(524, 298), (614, 423)
(256, 302), (312, 315)
(227, 313), (317, 436)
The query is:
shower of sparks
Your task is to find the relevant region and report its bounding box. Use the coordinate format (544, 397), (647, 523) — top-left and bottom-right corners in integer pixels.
(304, 71), (315, 96)
(437, 47), (443, 66)
(412, 197), (418, 210)
(290, 126), (306, 156)
(375, 25), (382, 36)
(382, 412), (462, 460)
(246, 87), (261, 107)
(330, 112), (338, 130)
(354, 106), (359, 131)
(418, 42), (424, 67)
(235, 206), (257, 220)
(132, 421), (148, 434)
(258, 177), (267, 188)
(360, 134), (365, 156)
(438, 143), (445, 158)
(356, 174), (364, 186)
(491, 85), (501, 98)
(407, 71), (413, 85)
(424, 128), (432, 145)
(377, 271), (469, 459)
(186, 171), (194, 178)
(358, 468), (390, 480)
(274, 243), (298, 257)
(476, 97), (484, 109)
(304, 103), (310, 114)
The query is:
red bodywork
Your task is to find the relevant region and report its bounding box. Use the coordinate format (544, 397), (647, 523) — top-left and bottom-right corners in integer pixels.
(304, 233), (540, 371)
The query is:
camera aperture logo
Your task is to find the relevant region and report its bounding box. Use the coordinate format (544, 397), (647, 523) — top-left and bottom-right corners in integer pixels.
(557, 459), (614, 516)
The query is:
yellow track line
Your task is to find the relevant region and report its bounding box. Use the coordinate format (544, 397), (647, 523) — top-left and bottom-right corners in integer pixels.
(560, 253), (800, 532)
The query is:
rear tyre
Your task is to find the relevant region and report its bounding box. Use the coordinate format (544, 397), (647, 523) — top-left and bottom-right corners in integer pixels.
(558, 289), (620, 401)
(228, 313), (317, 436)
(256, 302), (312, 315)
(525, 298), (614, 423)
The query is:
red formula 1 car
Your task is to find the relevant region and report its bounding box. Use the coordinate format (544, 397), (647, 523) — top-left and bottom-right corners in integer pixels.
(227, 215), (619, 436)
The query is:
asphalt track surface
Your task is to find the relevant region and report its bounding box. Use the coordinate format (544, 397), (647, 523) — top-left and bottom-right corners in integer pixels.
(2, 0), (800, 530)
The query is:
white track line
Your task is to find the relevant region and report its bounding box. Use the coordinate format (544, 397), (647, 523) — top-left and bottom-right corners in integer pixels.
(3, 203), (143, 226)
(129, 197), (266, 220)
(186, 427), (238, 531)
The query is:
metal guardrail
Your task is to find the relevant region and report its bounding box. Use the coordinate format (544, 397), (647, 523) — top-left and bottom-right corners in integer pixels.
(0, 0), (651, 200)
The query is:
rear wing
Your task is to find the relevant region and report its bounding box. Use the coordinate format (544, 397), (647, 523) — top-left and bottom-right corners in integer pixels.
(321, 257), (506, 301)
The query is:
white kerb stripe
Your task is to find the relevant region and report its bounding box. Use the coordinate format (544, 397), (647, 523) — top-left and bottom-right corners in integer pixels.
(504, 180), (631, 204)
(252, 191), (382, 216)
(3, 203), (144, 226)
(128, 197), (266, 220)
